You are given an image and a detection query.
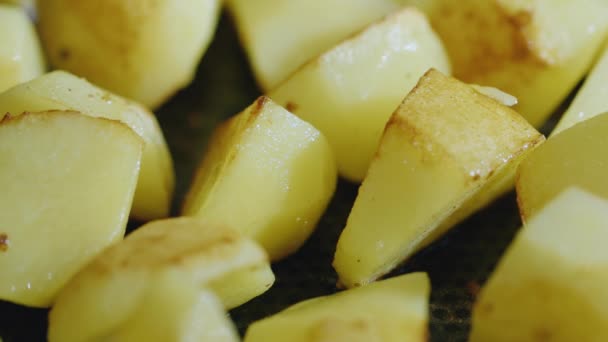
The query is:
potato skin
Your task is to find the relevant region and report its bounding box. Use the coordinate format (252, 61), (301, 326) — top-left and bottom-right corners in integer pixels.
(37, 0), (220, 109)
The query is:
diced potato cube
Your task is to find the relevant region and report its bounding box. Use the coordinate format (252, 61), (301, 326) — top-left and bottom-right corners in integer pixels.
(471, 188), (608, 342)
(552, 45), (608, 135)
(0, 5), (45, 92)
(270, 7), (450, 182)
(0, 70), (175, 220)
(227, 0), (407, 90)
(245, 272), (429, 342)
(517, 112), (608, 221)
(102, 270), (239, 342)
(37, 0), (221, 109)
(334, 69), (544, 288)
(49, 217), (273, 342)
(406, 0), (608, 126)
(182, 96), (337, 261)
(0, 111), (143, 307)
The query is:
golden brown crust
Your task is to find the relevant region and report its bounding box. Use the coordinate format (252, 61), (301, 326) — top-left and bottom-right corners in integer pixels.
(0, 233), (8, 252)
(0, 110), (144, 147)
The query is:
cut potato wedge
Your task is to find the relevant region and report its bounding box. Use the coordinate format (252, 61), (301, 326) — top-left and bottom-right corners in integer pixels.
(244, 272), (429, 342)
(517, 112), (608, 222)
(182, 96), (337, 261)
(0, 111), (143, 307)
(405, 0), (608, 126)
(100, 270), (239, 342)
(0, 70), (174, 220)
(38, 0), (221, 109)
(471, 188), (608, 342)
(270, 7), (450, 182)
(334, 69), (544, 288)
(227, 0), (407, 90)
(0, 4), (45, 92)
(552, 45), (608, 135)
(49, 217), (272, 342)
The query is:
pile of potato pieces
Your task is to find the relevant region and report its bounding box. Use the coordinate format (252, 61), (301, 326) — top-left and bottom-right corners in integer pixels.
(0, 0), (608, 340)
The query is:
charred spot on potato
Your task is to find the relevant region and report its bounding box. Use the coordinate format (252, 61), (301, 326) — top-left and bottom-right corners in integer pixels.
(0, 233), (9, 252)
(470, 172), (481, 181)
(58, 48), (71, 61)
(1, 113), (12, 123)
(253, 96), (270, 114)
(466, 280), (481, 298)
(480, 302), (494, 315)
(533, 327), (552, 341)
(508, 10), (533, 28)
(285, 101), (299, 112)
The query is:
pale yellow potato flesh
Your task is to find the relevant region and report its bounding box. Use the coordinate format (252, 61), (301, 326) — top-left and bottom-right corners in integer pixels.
(245, 272), (429, 342)
(0, 0), (32, 6)
(0, 70), (174, 220)
(517, 112), (608, 222)
(0, 5), (45, 93)
(552, 45), (608, 135)
(37, 0), (221, 109)
(403, 0), (608, 127)
(270, 7), (450, 182)
(208, 264), (275, 310)
(227, 0), (408, 90)
(471, 188), (608, 342)
(103, 270), (239, 342)
(0, 111), (143, 308)
(182, 96), (337, 261)
(49, 217), (273, 342)
(334, 69), (544, 288)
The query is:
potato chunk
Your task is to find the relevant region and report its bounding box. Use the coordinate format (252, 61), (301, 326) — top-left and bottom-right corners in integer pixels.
(406, 0), (608, 126)
(182, 96), (337, 260)
(334, 69), (543, 288)
(0, 111), (143, 307)
(0, 70), (174, 220)
(0, 4), (45, 92)
(245, 272), (429, 342)
(552, 46), (608, 135)
(471, 188), (608, 342)
(38, 0), (221, 109)
(517, 112), (608, 222)
(97, 270), (239, 342)
(270, 7), (450, 182)
(49, 217), (273, 342)
(227, 0), (406, 90)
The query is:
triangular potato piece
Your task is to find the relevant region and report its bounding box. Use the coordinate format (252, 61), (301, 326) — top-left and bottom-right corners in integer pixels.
(0, 70), (174, 220)
(517, 112), (608, 221)
(245, 272), (429, 342)
(105, 270), (239, 342)
(49, 217), (273, 342)
(471, 188), (608, 342)
(334, 69), (544, 287)
(227, 0), (407, 90)
(0, 111), (143, 307)
(404, 0), (608, 126)
(37, 0), (221, 109)
(270, 7), (450, 181)
(182, 96), (337, 261)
